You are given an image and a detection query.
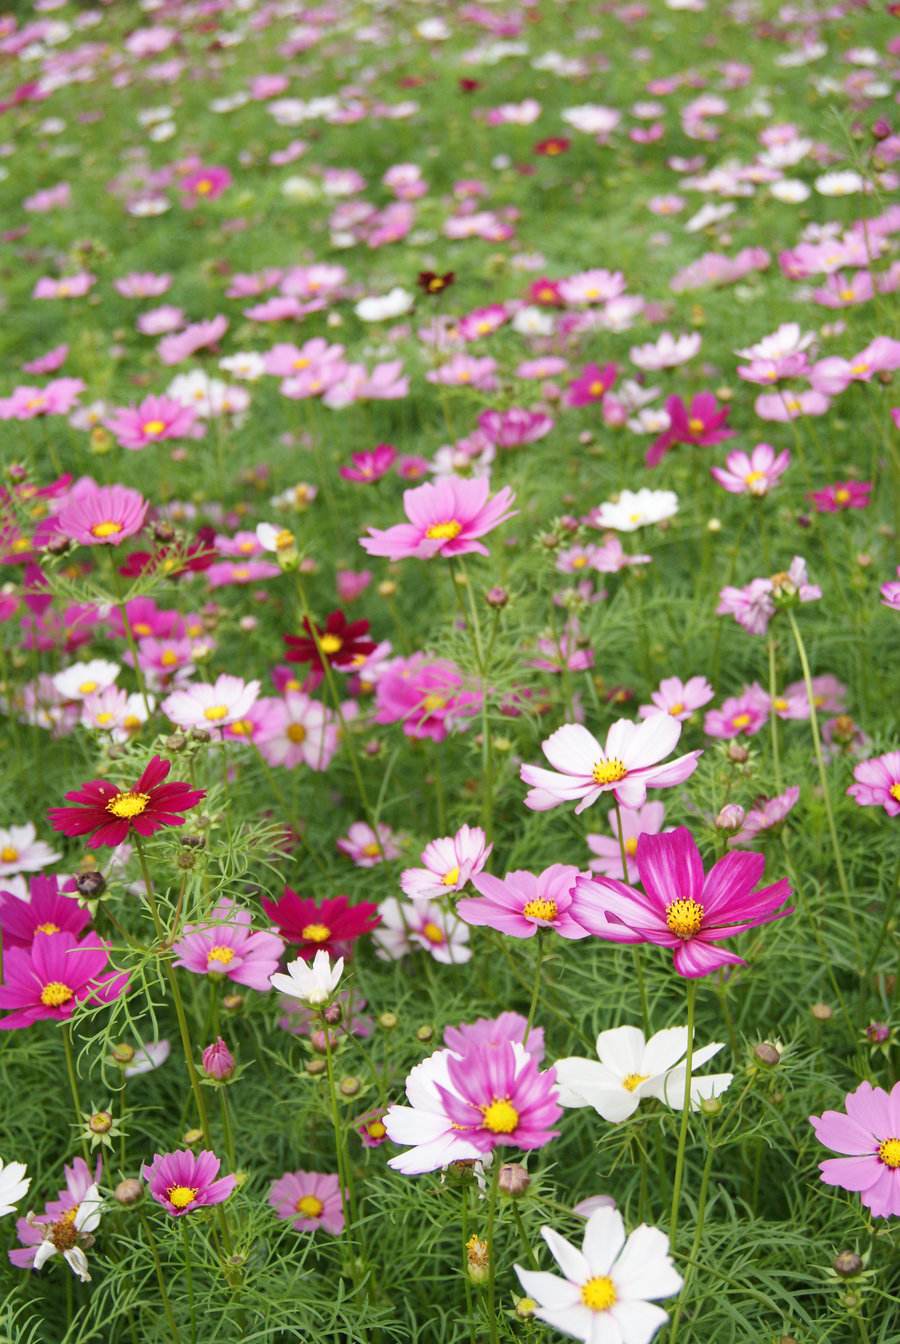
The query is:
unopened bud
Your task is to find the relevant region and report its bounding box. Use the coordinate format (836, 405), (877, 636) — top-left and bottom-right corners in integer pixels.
(306, 1058), (327, 1076)
(416, 1024), (434, 1043)
(222, 994), (244, 1012)
(114, 1178), (143, 1206)
(153, 521), (176, 544)
(111, 1043), (135, 1065)
(75, 871), (106, 898)
(164, 733), (187, 752)
(700, 1096), (723, 1116)
(498, 1163), (530, 1197)
(833, 1251), (863, 1278)
(378, 1011), (398, 1030)
(485, 586), (509, 609)
(865, 1021), (889, 1044)
(515, 1296), (537, 1319)
(377, 579), (397, 597)
(715, 803), (745, 831)
(727, 742), (749, 763)
(810, 1002), (832, 1022)
(176, 850), (196, 870)
(201, 1037), (235, 1082)
(183, 1128), (203, 1145)
(339, 1075), (361, 1098)
(753, 1041), (781, 1066)
(44, 533), (72, 557)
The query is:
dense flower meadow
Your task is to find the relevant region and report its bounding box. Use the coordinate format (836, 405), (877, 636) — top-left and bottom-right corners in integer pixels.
(0, 0), (898, 1340)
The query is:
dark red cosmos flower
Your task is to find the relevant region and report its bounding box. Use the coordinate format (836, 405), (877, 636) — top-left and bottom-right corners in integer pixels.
(48, 756), (206, 849)
(118, 526), (218, 580)
(261, 889), (380, 960)
(417, 271), (455, 296)
(284, 609), (375, 670)
(458, 78), (481, 93)
(534, 137), (570, 156)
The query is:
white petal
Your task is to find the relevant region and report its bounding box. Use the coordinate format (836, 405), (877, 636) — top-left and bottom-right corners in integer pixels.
(640, 1027), (687, 1076)
(543, 723), (603, 776)
(514, 1267), (582, 1311)
(582, 1206), (626, 1275)
(542, 1226), (591, 1284)
(596, 1026), (646, 1078)
(608, 1299), (669, 1344)
(613, 1226), (682, 1301)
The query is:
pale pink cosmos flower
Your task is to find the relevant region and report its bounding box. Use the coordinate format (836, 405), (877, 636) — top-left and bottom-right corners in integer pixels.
(730, 787), (800, 846)
(0, 381), (85, 420)
(374, 898), (471, 965)
(755, 389), (830, 421)
(33, 274), (94, 300)
(137, 306), (184, 336)
(638, 676), (714, 722)
(880, 567), (900, 612)
(0, 823), (60, 877)
(172, 897), (284, 991)
(810, 1081), (900, 1218)
(477, 407), (553, 449)
(254, 693), (338, 771)
(105, 395), (196, 450)
(400, 824), (492, 902)
(444, 1011), (544, 1063)
(56, 483), (147, 548)
(587, 801), (667, 883)
(711, 444), (791, 497)
(703, 684), (770, 739)
(360, 477), (515, 561)
(426, 355), (498, 390)
(157, 316), (228, 366)
(718, 558), (821, 636)
(847, 752), (900, 817)
(269, 1170), (344, 1234)
(458, 864), (589, 940)
(520, 714), (702, 814)
(114, 273), (171, 298)
(337, 821), (403, 867)
(162, 675), (260, 733)
(22, 345), (68, 375)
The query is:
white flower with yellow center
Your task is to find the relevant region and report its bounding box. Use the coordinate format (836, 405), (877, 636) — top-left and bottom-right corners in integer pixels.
(32, 1183), (102, 1283)
(0, 823), (61, 877)
(0, 1158), (30, 1217)
(555, 1025), (732, 1123)
(269, 950), (343, 1007)
(590, 489), (678, 534)
(515, 1206), (682, 1344)
(52, 660), (120, 704)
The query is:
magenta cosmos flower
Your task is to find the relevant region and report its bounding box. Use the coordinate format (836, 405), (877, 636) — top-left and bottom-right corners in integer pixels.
(587, 801), (667, 883)
(48, 756), (205, 848)
(400, 823), (492, 901)
(359, 476), (516, 560)
(846, 752), (900, 817)
(172, 897), (284, 990)
(0, 873), (91, 948)
(105, 395), (196, 451)
(56, 482), (148, 547)
(0, 932), (129, 1030)
(444, 1011), (544, 1063)
(268, 1170), (344, 1234)
(457, 864), (589, 940)
(141, 1150), (236, 1216)
(571, 827), (793, 977)
(520, 714), (701, 814)
(810, 1081), (900, 1218)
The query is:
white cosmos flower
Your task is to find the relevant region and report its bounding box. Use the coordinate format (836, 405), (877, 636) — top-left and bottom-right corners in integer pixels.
(555, 1025), (733, 1123)
(0, 1159), (30, 1217)
(354, 288), (414, 322)
(33, 1183), (102, 1283)
(770, 180), (810, 204)
(53, 659), (120, 702)
(0, 823), (61, 876)
(515, 1205), (683, 1344)
(123, 1040), (171, 1078)
(684, 201), (735, 233)
(270, 950), (344, 1006)
(815, 171), (865, 197)
(629, 332), (700, 371)
(589, 489), (678, 533)
(219, 352), (265, 381)
(735, 321), (814, 361)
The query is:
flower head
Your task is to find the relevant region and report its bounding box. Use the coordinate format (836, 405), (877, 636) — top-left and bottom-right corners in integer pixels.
(269, 949), (344, 1006)
(162, 676), (260, 734)
(172, 898), (284, 991)
(0, 1159), (30, 1218)
(0, 823), (60, 876)
(400, 824), (492, 902)
(847, 752), (900, 817)
(360, 477), (516, 560)
(269, 1171), (345, 1233)
(0, 874), (91, 949)
(48, 756), (205, 848)
(458, 864), (588, 940)
(0, 932), (129, 1030)
(56, 482), (148, 548)
(260, 889), (380, 960)
(283, 610), (375, 670)
(141, 1150), (236, 1217)
(586, 802), (667, 883)
(810, 1081), (900, 1218)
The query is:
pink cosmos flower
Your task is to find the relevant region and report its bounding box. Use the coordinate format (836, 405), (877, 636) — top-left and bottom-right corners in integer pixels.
(444, 1011), (544, 1063)
(710, 444), (791, 497)
(426, 355), (498, 390)
(458, 864), (588, 940)
(384, 1040), (561, 1174)
(180, 166), (232, 205)
(141, 1150), (236, 1216)
(572, 826), (793, 977)
(337, 821), (403, 867)
(0, 380), (84, 420)
(158, 316), (228, 366)
(718, 558), (821, 636)
(114, 273), (171, 298)
(340, 443), (396, 482)
(162, 675), (260, 733)
(457, 304), (509, 340)
(105, 395), (196, 450)
(254, 693), (338, 771)
(22, 345), (68, 375)
(587, 801), (667, 883)
(0, 932), (129, 1030)
(638, 675), (714, 722)
(477, 407), (554, 449)
(9, 1155), (101, 1271)
(647, 392), (734, 467)
(730, 787), (800, 846)
(360, 477), (516, 560)
(881, 567), (900, 612)
(566, 362), (618, 407)
(810, 1081), (900, 1218)
(846, 752), (900, 817)
(703, 684), (770, 739)
(400, 824), (492, 901)
(755, 389), (830, 421)
(810, 481), (872, 512)
(33, 274), (94, 300)
(56, 483), (148, 548)
(0, 874), (90, 949)
(374, 654), (481, 741)
(520, 714), (701, 814)
(374, 898), (472, 965)
(269, 1171), (344, 1233)
(171, 897), (284, 991)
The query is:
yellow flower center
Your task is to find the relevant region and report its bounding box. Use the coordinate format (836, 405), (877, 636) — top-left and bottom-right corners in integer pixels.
(286, 723), (307, 743)
(123, 715), (141, 731)
(195, 179), (213, 195)
(850, 361), (868, 376)
(301, 923), (331, 944)
(91, 520), (123, 538)
(106, 790), (151, 819)
(745, 470), (765, 486)
(665, 898), (705, 938)
(731, 712), (751, 729)
(572, 555), (588, 569)
(232, 566), (250, 580)
(623, 1072), (649, 1092)
(0, 846), (19, 863)
(319, 633), (343, 655)
(35, 922), (62, 935)
(522, 898), (558, 922)
(292, 357), (310, 369)
(481, 1099), (519, 1134)
(890, 783), (900, 803)
(668, 701), (685, 716)
(40, 980), (74, 1007)
(161, 650), (179, 666)
(624, 836), (638, 857)
(422, 693), (446, 713)
(592, 758), (627, 785)
(589, 381), (604, 395)
(422, 921), (445, 944)
(274, 529), (294, 550)
(296, 1194), (324, 1217)
(772, 697), (788, 711)
(425, 519), (462, 541)
(11, 536), (31, 552)
(362, 842), (382, 858)
(78, 680), (98, 694)
(167, 1186), (198, 1209)
(839, 288), (855, 301)
(203, 704), (229, 720)
(688, 417), (704, 434)
(133, 622), (152, 636)
(784, 397), (801, 413)
(366, 1120), (386, 1139)
(143, 419), (166, 435)
(441, 866), (460, 887)
(834, 488), (851, 504)
(581, 1276), (617, 1312)
(229, 719), (253, 735)
(208, 945), (235, 965)
(878, 1138), (900, 1169)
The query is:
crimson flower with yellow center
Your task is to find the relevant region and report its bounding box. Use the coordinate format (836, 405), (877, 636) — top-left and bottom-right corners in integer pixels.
(48, 755), (205, 848)
(261, 888), (380, 960)
(284, 609), (375, 671)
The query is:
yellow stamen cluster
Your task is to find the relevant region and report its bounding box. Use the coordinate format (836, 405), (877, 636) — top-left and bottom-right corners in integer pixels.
(296, 1194), (324, 1218)
(878, 1138), (900, 1169)
(665, 899), (705, 938)
(167, 1186), (198, 1209)
(592, 758), (627, 785)
(481, 1099), (519, 1134)
(91, 520), (123, 538)
(581, 1276), (617, 1312)
(442, 866), (460, 887)
(623, 1072), (649, 1093)
(522, 898), (558, 923)
(203, 704), (229, 721)
(319, 633), (343, 655)
(425, 519), (462, 541)
(207, 945), (235, 965)
(106, 791), (151, 819)
(41, 981), (74, 1007)
(301, 923), (331, 944)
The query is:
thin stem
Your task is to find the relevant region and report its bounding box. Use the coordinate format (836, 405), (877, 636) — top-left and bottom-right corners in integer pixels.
(140, 1212), (182, 1344)
(219, 1088), (237, 1173)
(180, 1218), (197, 1344)
(461, 1182), (475, 1342)
(62, 1023), (89, 1160)
(669, 979), (697, 1246)
(786, 610), (861, 962)
(613, 800), (649, 1033)
(449, 559), (495, 839)
(766, 634), (783, 793)
(485, 1156), (502, 1344)
(512, 1202), (538, 1270)
(668, 1130), (715, 1344)
(320, 1013), (353, 1237)
(523, 935), (545, 1046)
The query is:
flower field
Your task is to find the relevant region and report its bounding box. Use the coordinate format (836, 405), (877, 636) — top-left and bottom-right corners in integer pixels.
(0, 1), (898, 1341)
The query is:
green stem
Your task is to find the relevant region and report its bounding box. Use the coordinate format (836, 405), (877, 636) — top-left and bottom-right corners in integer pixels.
(461, 1183), (475, 1341)
(669, 979), (697, 1246)
(512, 1203), (538, 1270)
(62, 1023), (89, 1160)
(450, 559), (495, 839)
(485, 1156), (502, 1344)
(766, 634), (783, 793)
(320, 1013), (354, 1238)
(180, 1218), (197, 1344)
(785, 611), (860, 962)
(523, 935), (545, 1046)
(668, 1131), (715, 1344)
(141, 1211), (182, 1344)
(613, 800), (649, 1033)
(219, 1088), (237, 1173)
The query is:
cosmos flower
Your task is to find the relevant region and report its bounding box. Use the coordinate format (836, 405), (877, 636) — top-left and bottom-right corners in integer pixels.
(710, 444), (791, 497)
(0, 1159), (30, 1218)
(339, 443), (397, 482)
(520, 714), (701, 814)
(373, 898), (472, 964)
(374, 655), (481, 742)
(360, 477), (516, 560)
(283, 610), (375, 670)
(729, 787), (800, 846)
(105, 395), (196, 451)
(514, 1206), (682, 1343)
(846, 752), (900, 817)
(647, 392), (734, 467)
(162, 675), (260, 733)
(809, 481), (872, 513)
(172, 898), (284, 991)
(457, 864), (589, 940)
(142, 1150), (236, 1217)
(0, 823), (60, 876)
(260, 889), (380, 960)
(703, 684), (770, 739)
(337, 821), (404, 866)
(555, 1024), (733, 1122)
(588, 489), (678, 533)
(31, 1183), (102, 1283)
(0, 874), (90, 949)
(254, 693), (339, 770)
(810, 1081), (900, 1218)
(400, 824), (492, 902)
(0, 932), (129, 1030)
(444, 1011), (545, 1062)
(571, 826), (793, 977)
(48, 756), (205, 848)
(638, 675), (713, 722)
(270, 949), (344, 1006)
(269, 1171), (344, 1234)
(56, 482), (148, 548)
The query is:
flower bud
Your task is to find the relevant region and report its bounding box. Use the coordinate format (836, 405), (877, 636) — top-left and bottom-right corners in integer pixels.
(810, 1002), (832, 1021)
(164, 732), (188, 752)
(752, 1041), (781, 1066)
(75, 871), (106, 899)
(485, 586), (509, 609)
(44, 533), (73, 557)
(715, 803), (745, 831)
(416, 1024), (434, 1042)
(726, 742), (749, 763)
(153, 521), (176, 544)
(339, 1075), (361, 1098)
(114, 1178), (143, 1206)
(111, 1042), (135, 1065)
(306, 1058), (327, 1077)
(377, 579), (397, 597)
(323, 1003), (342, 1025)
(498, 1163), (530, 1197)
(699, 1096), (722, 1116)
(222, 994), (244, 1012)
(89, 1110), (113, 1135)
(183, 1128), (203, 1145)
(378, 1011), (398, 1030)
(872, 119), (891, 141)
(865, 1021), (889, 1044)
(833, 1251), (863, 1278)
(202, 1037), (235, 1082)
(515, 1296), (537, 1319)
